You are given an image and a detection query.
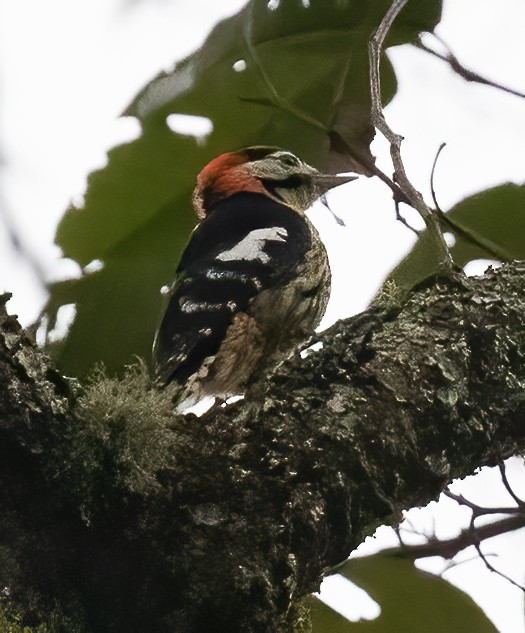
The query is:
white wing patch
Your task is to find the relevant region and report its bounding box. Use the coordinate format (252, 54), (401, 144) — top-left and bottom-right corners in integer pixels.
(216, 227), (288, 264)
(179, 298), (237, 313)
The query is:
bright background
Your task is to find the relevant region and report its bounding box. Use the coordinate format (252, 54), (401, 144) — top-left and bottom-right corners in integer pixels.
(0, 0), (523, 631)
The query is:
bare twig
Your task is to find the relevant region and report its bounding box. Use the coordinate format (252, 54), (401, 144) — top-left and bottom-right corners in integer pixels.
(473, 540), (525, 592)
(394, 197), (420, 236)
(320, 195), (346, 227)
(369, 0), (453, 268)
(498, 461), (525, 508)
(440, 551), (496, 576)
(430, 142), (447, 212)
(428, 143), (514, 262)
(417, 34), (525, 100)
(444, 490), (521, 517)
(381, 514), (525, 563)
(383, 475), (525, 593)
(440, 482), (525, 592)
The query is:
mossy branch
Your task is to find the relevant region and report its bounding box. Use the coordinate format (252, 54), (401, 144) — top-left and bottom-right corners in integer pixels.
(0, 262), (524, 632)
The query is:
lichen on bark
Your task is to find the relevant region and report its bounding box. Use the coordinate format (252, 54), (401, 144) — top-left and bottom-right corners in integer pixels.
(0, 263), (523, 632)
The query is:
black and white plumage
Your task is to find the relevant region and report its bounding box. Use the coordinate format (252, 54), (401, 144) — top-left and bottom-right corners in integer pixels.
(154, 147), (355, 410)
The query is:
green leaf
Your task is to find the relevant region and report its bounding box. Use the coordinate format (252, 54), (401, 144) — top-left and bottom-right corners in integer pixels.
(45, 0), (442, 377)
(308, 554), (498, 632)
(307, 594), (361, 632)
(385, 183), (525, 298)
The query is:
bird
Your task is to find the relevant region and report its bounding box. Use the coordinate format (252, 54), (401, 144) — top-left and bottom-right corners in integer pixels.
(153, 146), (356, 411)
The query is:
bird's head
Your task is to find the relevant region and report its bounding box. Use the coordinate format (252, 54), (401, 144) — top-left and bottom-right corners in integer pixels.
(192, 146), (357, 219)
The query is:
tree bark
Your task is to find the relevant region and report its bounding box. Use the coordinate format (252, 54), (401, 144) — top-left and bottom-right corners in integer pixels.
(0, 263), (523, 632)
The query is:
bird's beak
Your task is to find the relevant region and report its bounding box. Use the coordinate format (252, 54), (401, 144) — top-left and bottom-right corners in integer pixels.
(313, 172), (358, 194)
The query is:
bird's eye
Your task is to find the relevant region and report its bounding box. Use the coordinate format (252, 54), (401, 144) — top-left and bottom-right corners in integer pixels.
(278, 153), (300, 168)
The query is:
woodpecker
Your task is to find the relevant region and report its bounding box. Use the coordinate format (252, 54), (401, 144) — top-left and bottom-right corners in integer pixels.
(154, 146), (355, 410)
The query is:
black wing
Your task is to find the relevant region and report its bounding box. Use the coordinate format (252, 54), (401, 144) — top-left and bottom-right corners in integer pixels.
(154, 192), (311, 385)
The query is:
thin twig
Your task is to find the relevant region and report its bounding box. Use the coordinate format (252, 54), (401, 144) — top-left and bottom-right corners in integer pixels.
(498, 461), (525, 508)
(320, 195), (346, 227)
(369, 0), (454, 268)
(444, 490), (521, 516)
(393, 524), (404, 546)
(428, 142), (514, 262)
(473, 541), (525, 592)
(430, 142), (447, 212)
(440, 485), (525, 592)
(440, 551), (496, 576)
(381, 515), (525, 566)
(417, 34), (525, 100)
(372, 480), (525, 592)
(394, 196), (420, 236)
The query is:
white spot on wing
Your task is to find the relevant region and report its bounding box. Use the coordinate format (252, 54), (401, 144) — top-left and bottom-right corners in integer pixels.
(216, 227), (288, 264)
(180, 298), (225, 313)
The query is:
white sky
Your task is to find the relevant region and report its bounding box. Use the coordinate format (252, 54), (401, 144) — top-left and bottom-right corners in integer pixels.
(0, 1), (524, 631)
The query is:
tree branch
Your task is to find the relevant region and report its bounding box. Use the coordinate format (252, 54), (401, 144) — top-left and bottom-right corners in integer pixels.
(417, 34), (525, 100)
(368, 0), (453, 267)
(376, 514), (525, 562)
(0, 262), (524, 632)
